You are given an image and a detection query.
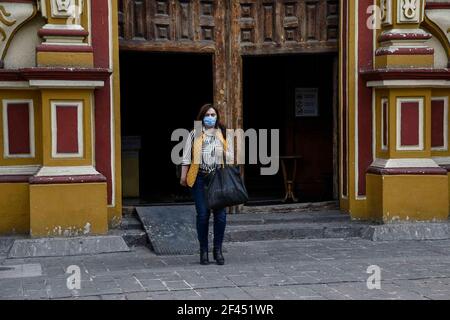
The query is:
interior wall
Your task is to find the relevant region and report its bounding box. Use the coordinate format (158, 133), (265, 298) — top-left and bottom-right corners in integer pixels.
(243, 54), (336, 202)
(120, 51), (213, 203)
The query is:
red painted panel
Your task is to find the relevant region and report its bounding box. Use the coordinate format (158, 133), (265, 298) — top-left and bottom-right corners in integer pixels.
(7, 103), (30, 154)
(401, 102), (420, 146)
(357, 0), (374, 196)
(91, 0), (110, 69)
(92, 0), (113, 204)
(382, 100), (388, 147)
(56, 106), (79, 154)
(431, 100), (445, 148)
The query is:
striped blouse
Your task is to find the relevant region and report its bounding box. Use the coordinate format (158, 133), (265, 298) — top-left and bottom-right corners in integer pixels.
(182, 127), (234, 173)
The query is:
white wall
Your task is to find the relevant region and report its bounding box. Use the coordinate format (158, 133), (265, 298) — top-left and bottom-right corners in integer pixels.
(427, 35), (448, 69)
(3, 16), (45, 69)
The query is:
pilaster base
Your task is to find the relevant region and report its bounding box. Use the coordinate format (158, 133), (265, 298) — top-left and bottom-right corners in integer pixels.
(366, 172), (449, 222)
(29, 182), (108, 237)
(0, 182), (29, 234)
(375, 54), (434, 69)
(36, 50), (94, 68)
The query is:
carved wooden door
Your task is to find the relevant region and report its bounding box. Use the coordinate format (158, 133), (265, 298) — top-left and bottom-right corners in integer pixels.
(119, 0), (221, 52)
(233, 0), (338, 55)
(118, 0), (338, 53)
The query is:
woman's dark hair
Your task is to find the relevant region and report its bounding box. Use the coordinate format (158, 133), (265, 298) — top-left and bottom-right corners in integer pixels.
(196, 103), (226, 136)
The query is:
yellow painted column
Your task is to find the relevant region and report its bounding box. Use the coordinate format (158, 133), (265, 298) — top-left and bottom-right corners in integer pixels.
(29, 88), (108, 237)
(0, 90), (42, 235)
(366, 87), (449, 222)
(362, 0), (449, 222)
(24, 1), (109, 237)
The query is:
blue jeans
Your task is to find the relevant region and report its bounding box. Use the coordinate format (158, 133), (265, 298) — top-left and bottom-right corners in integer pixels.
(191, 171), (227, 251)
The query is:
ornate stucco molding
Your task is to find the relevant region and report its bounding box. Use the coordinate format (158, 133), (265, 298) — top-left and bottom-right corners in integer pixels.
(0, 0), (37, 68)
(39, 0), (83, 19)
(397, 0), (425, 24)
(36, 0), (92, 66)
(38, 0), (87, 46)
(375, 0), (434, 68)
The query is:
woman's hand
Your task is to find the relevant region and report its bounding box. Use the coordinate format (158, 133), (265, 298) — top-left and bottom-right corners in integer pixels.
(180, 165), (189, 187)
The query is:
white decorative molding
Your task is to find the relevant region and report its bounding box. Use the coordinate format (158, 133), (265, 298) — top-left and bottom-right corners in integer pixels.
(0, 79), (104, 89)
(397, 0), (424, 24)
(381, 0), (393, 26)
(431, 97), (449, 151)
(381, 97), (389, 151)
(2, 99), (35, 158)
(367, 80), (450, 88)
(354, 1), (364, 200)
(35, 165), (99, 176)
(378, 28), (432, 46)
(40, 23), (88, 46)
(51, 101), (84, 158)
(396, 98), (424, 151)
(41, 23), (84, 31)
(371, 158), (439, 168)
(433, 156), (450, 166)
(51, 0), (83, 19)
(0, 164), (40, 175)
(0, 81), (31, 89)
(108, 0), (115, 207)
(42, 36), (86, 45)
(29, 80), (104, 89)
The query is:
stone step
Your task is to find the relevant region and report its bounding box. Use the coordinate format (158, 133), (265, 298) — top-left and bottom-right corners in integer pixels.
(109, 229), (149, 247)
(116, 213), (148, 247)
(241, 201), (340, 213)
(217, 210), (351, 226)
(222, 222), (367, 242)
(8, 236), (130, 258)
(0, 237), (22, 256)
(362, 223), (450, 241)
(120, 215), (143, 230)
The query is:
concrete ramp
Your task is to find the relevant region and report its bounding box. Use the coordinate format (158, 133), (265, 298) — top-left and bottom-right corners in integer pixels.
(136, 205), (198, 255)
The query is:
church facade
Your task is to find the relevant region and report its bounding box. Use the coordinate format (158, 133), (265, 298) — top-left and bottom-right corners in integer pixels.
(0, 0), (449, 237)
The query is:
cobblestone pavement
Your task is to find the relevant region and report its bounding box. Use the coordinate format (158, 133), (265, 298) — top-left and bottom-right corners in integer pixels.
(1, 238), (450, 300)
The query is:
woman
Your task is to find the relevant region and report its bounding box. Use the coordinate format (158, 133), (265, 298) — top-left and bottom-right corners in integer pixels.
(180, 103), (233, 265)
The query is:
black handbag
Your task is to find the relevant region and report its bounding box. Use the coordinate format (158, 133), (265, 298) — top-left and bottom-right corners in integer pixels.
(205, 165), (249, 210)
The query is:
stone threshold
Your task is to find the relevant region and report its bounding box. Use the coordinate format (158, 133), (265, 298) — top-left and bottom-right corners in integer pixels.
(4, 235), (130, 259)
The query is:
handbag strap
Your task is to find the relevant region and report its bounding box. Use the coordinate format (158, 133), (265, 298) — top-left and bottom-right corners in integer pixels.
(215, 130), (228, 167)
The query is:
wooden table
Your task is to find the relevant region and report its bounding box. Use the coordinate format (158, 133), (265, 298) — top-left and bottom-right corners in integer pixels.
(280, 155), (302, 203)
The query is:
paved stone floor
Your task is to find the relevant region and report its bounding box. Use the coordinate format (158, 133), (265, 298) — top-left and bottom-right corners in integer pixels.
(1, 238), (450, 300)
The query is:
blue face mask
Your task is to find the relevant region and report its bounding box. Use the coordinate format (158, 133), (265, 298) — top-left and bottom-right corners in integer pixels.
(203, 115), (217, 127)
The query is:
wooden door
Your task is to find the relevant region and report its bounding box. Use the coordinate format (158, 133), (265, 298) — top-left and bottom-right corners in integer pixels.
(233, 0), (339, 55)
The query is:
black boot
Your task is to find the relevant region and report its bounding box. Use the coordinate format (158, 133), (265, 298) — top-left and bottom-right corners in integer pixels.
(200, 249), (210, 265)
(213, 247), (225, 265)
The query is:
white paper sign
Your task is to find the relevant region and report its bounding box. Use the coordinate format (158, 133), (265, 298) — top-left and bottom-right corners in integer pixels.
(295, 88), (319, 117)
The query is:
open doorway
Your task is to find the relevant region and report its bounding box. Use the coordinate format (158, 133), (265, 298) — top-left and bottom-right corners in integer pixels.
(243, 54), (337, 204)
(120, 51), (213, 204)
